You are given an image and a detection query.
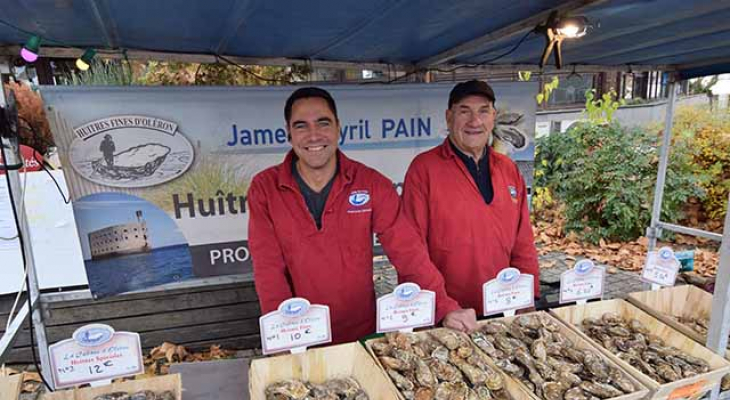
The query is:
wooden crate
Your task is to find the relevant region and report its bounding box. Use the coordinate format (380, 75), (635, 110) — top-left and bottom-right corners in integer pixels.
(41, 374), (182, 400)
(364, 327), (540, 400)
(627, 285), (730, 359)
(471, 311), (649, 400)
(0, 374), (22, 400)
(249, 342), (399, 400)
(551, 299), (730, 400)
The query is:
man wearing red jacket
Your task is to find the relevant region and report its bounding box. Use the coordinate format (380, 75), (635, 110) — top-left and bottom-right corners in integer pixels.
(402, 80), (540, 316)
(248, 87), (477, 344)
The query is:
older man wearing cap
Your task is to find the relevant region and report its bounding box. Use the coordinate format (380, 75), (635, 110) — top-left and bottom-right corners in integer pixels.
(401, 80), (539, 316)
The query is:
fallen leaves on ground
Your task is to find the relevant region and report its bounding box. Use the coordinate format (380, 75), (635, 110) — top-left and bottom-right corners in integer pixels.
(534, 209), (720, 276)
(143, 342), (236, 376)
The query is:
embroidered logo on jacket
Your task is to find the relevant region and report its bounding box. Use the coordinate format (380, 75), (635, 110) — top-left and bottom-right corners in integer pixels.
(349, 191), (370, 206)
(347, 190), (372, 214)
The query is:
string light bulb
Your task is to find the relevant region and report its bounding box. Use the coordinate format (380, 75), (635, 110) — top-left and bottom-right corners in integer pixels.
(75, 48), (96, 71)
(20, 35), (41, 62)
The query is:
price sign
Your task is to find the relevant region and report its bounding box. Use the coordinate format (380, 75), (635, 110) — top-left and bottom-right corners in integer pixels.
(377, 283), (435, 333)
(49, 324), (143, 389)
(641, 246), (680, 287)
(259, 298), (331, 355)
(483, 268), (534, 316)
(560, 259), (605, 304)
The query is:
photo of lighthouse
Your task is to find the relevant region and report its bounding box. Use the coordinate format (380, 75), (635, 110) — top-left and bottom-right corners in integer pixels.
(74, 192), (194, 298)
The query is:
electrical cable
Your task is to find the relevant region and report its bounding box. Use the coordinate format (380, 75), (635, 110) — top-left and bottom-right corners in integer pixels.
(383, 30), (536, 85)
(0, 161), (27, 240)
(0, 137), (54, 392)
(14, 116), (71, 204)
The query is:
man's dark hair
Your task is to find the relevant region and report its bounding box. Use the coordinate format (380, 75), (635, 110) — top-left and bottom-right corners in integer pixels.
(284, 87), (338, 124)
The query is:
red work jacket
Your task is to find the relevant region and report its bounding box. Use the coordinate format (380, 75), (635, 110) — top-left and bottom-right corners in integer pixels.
(248, 151), (460, 344)
(402, 139), (540, 315)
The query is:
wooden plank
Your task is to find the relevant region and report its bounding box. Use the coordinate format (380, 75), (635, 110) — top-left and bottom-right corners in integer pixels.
(10, 302), (260, 347)
(43, 374), (182, 400)
(0, 374), (22, 400)
(44, 282), (257, 310)
(137, 318), (260, 348)
(45, 286), (259, 325)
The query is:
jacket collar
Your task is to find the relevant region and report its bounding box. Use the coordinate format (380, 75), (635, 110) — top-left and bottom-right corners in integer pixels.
(438, 137), (491, 161)
(277, 149), (354, 190)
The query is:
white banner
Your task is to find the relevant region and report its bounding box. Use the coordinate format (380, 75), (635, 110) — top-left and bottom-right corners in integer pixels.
(42, 83), (537, 297)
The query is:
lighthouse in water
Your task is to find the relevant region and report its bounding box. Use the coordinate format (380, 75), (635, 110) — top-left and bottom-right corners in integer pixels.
(88, 210), (151, 259)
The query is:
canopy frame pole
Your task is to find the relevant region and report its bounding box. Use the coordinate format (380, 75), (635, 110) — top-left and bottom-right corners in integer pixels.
(707, 195), (730, 400)
(646, 78), (678, 250)
(0, 75), (54, 388)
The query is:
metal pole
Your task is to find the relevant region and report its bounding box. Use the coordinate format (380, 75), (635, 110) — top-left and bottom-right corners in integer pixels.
(646, 79), (678, 251)
(6, 165), (54, 387)
(707, 193), (730, 351)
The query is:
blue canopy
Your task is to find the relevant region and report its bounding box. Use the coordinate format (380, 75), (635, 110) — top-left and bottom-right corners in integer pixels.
(0, 0), (728, 79)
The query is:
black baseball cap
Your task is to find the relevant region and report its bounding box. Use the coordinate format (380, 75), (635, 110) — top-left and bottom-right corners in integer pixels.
(448, 80), (496, 108)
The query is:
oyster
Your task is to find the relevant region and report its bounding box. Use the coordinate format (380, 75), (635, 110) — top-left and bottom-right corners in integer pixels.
(415, 358), (438, 388)
(389, 369), (416, 391)
(371, 340), (392, 356)
(415, 387), (435, 400)
(156, 392), (176, 400)
(380, 356), (412, 371)
(431, 330), (463, 350)
(541, 382), (566, 400)
(579, 382), (623, 399)
(531, 338), (548, 362)
(265, 380), (309, 400)
(129, 391), (155, 400)
(564, 387), (589, 400)
(94, 393), (131, 400)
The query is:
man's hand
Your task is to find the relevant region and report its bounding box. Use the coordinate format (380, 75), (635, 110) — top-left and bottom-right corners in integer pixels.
(442, 308), (478, 333)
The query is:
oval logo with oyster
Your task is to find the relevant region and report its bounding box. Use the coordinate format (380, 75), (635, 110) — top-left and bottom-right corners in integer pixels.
(69, 115), (194, 188)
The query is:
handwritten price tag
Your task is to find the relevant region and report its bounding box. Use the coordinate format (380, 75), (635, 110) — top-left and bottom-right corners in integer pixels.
(641, 247), (680, 287)
(560, 259), (605, 304)
(377, 283), (435, 333)
(259, 298), (331, 355)
(49, 324), (143, 389)
(483, 268), (534, 316)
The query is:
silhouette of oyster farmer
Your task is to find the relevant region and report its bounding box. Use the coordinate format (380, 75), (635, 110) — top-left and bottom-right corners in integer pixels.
(99, 134), (116, 167)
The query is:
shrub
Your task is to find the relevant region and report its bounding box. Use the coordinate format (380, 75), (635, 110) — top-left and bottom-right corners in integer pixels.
(534, 121), (702, 243)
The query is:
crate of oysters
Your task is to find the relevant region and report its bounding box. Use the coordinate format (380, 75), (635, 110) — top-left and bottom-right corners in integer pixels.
(249, 342), (400, 400)
(627, 285), (730, 359)
(41, 374), (181, 400)
(364, 327), (541, 400)
(468, 312), (649, 400)
(551, 299), (730, 400)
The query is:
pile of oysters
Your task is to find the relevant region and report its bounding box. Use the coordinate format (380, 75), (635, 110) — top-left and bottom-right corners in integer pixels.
(265, 378), (368, 400)
(470, 314), (636, 400)
(582, 313), (710, 383)
(92, 391), (175, 400)
(370, 330), (511, 400)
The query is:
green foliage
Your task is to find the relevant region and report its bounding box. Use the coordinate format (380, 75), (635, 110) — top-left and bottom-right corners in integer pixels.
(66, 59), (133, 85)
(60, 59), (310, 86)
(534, 121), (702, 244)
(671, 106), (730, 223)
(584, 89), (625, 124)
